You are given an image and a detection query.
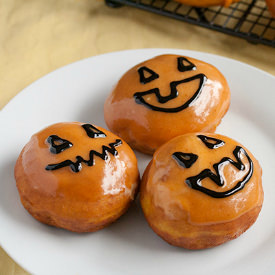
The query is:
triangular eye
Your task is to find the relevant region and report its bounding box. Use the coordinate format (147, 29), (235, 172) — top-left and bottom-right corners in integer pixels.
(82, 124), (106, 138)
(197, 135), (225, 149)
(138, 66), (159, 84)
(47, 135), (73, 154)
(177, 57), (196, 72)
(172, 152), (198, 168)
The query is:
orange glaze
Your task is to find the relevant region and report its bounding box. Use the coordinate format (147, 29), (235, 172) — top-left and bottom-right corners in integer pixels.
(266, 0), (275, 18)
(172, 0), (239, 7)
(104, 55), (230, 154)
(15, 122), (139, 232)
(140, 133), (263, 249)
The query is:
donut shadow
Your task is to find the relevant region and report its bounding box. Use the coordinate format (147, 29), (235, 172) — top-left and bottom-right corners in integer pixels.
(102, 200), (188, 253)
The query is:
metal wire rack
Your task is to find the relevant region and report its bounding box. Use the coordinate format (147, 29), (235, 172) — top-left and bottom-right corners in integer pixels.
(105, 0), (275, 47)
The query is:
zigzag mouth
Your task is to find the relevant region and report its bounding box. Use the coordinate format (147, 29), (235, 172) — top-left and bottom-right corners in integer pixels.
(133, 73), (207, 113)
(185, 146), (254, 198)
(45, 139), (122, 173)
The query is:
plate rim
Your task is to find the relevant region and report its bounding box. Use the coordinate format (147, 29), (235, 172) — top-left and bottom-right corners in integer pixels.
(0, 48), (275, 275)
(1, 48), (275, 115)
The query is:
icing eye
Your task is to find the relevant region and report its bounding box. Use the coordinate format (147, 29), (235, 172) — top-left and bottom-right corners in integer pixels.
(138, 66), (159, 84)
(177, 57), (196, 72)
(82, 124), (106, 138)
(172, 152), (198, 168)
(47, 135), (73, 154)
(197, 135), (225, 149)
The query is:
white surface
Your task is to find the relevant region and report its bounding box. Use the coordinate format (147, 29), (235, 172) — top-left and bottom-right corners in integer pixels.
(0, 49), (275, 275)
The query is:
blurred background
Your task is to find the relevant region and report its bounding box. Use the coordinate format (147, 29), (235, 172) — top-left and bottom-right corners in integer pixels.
(0, 0), (274, 273)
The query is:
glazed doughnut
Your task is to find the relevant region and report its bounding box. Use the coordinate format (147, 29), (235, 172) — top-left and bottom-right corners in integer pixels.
(266, 0), (275, 18)
(173, 0), (240, 7)
(140, 133), (263, 249)
(15, 122), (139, 232)
(104, 54), (230, 154)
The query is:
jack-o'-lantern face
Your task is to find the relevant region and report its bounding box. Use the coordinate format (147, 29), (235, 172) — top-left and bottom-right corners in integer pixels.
(44, 123), (122, 173)
(133, 56), (207, 113)
(172, 134), (253, 198)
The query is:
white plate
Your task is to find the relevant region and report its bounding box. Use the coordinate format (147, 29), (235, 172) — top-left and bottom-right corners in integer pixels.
(0, 49), (275, 275)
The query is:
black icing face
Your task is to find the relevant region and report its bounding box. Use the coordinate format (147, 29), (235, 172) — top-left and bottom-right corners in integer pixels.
(172, 135), (254, 198)
(133, 57), (207, 113)
(45, 124), (122, 173)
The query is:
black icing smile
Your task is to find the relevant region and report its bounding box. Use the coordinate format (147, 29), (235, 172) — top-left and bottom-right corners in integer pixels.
(45, 124), (122, 173)
(173, 135), (254, 198)
(134, 74), (207, 113)
(133, 57), (207, 113)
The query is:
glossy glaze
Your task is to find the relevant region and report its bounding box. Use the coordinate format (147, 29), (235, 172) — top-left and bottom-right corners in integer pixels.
(15, 122), (139, 232)
(140, 133), (263, 249)
(173, 0), (240, 7)
(104, 54), (230, 154)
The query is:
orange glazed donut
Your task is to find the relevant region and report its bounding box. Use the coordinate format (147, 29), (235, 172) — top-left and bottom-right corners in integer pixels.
(104, 55), (230, 154)
(173, 0), (240, 7)
(140, 133), (263, 249)
(266, 0), (275, 18)
(15, 122), (139, 232)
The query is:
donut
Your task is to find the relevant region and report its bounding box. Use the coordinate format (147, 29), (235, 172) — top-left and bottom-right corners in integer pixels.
(266, 0), (275, 18)
(15, 122), (139, 232)
(104, 54), (230, 154)
(173, 0), (240, 7)
(140, 133), (263, 249)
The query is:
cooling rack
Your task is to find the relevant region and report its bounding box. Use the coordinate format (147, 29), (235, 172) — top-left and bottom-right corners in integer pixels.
(105, 0), (275, 47)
